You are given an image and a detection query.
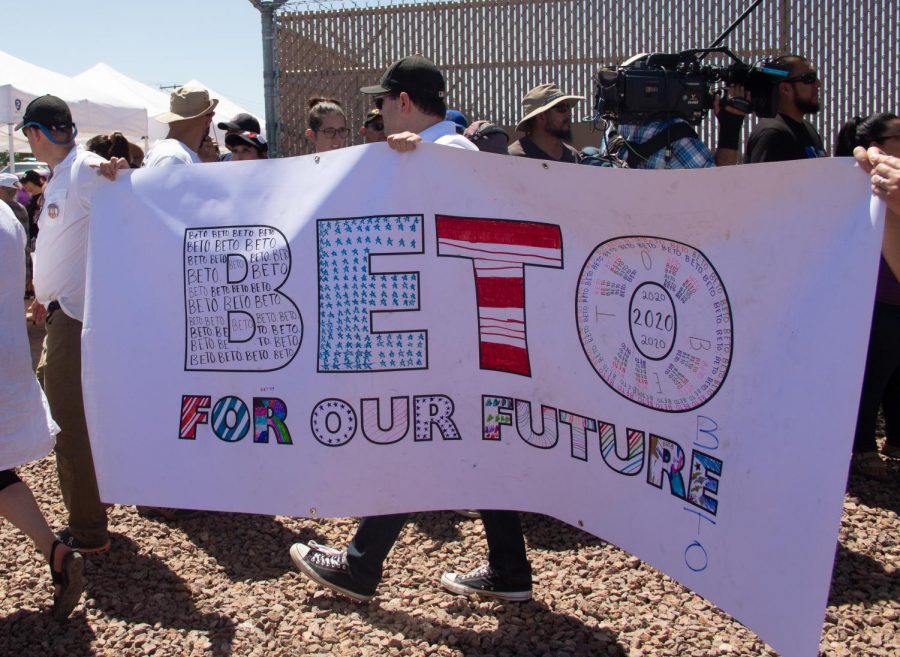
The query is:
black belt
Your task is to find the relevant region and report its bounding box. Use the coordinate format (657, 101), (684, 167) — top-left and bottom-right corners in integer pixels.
(47, 300), (61, 314)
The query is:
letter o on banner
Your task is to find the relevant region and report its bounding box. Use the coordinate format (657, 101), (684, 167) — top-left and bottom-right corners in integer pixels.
(684, 540), (709, 572)
(311, 398), (357, 446)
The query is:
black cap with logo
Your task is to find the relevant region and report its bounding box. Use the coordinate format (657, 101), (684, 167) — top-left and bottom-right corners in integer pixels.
(15, 95), (73, 131)
(360, 56), (445, 98)
(217, 113), (261, 133)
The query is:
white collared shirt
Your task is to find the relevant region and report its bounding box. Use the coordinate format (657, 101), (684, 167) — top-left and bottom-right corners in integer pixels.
(419, 120), (479, 150)
(32, 145), (108, 321)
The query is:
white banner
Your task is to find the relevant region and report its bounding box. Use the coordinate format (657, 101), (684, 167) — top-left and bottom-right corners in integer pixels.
(83, 145), (880, 657)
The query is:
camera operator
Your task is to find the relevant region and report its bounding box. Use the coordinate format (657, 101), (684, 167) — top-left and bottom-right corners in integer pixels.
(744, 55), (826, 163)
(613, 85), (750, 169)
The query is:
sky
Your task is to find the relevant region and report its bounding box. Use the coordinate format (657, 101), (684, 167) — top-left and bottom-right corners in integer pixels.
(4, 0), (268, 119)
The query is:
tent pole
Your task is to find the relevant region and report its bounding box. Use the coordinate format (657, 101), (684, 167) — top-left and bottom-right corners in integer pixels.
(7, 123), (14, 172)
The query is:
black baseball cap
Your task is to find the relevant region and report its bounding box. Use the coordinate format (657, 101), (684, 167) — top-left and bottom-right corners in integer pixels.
(217, 112), (261, 133)
(360, 56), (445, 98)
(225, 131), (268, 153)
(15, 94), (73, 131)
(363, 108), (383, 127)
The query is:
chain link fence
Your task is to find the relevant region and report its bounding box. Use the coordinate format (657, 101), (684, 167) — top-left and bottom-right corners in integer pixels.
(273, 0), (898, 157)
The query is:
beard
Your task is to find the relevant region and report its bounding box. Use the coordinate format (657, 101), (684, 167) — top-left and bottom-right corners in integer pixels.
(796, 97), (820, 114)
(547, 125), (573, 141)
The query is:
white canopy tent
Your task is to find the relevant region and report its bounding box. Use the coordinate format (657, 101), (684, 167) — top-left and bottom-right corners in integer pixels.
(74, 69), (265, 154)
(73, 63), (171, 144)
(1, 50), (148, 161)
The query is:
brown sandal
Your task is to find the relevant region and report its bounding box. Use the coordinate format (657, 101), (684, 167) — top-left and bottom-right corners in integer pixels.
(49, 539), (85, 620)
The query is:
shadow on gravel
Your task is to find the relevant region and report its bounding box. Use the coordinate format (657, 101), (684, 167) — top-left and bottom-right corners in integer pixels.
(83, 533), (236, 656)
(411, 511), (464, 542)
(521, 513), (606, 551)
(828, 543), (900, 606)
(176, 512), (328, 582)
(0, 609), (96, 657)
(307, 595), (628, 657)
(846, 472), (900, 516)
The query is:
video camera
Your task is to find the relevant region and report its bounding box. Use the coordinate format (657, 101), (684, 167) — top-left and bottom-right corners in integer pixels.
(594, 49), (789, 125)
(593, 0), (790, 126)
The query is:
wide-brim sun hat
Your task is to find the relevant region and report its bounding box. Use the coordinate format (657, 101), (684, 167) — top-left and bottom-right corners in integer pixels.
(515, 83), (584, 133)
(156, 83), (219, 124)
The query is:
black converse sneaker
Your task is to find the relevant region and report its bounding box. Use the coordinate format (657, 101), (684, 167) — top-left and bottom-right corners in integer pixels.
(289, 542), (376, 602)
(440, 564), (532, 601)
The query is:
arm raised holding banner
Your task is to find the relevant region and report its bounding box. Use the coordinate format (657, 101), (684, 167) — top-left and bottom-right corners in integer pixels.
(854, 146), (900, 277)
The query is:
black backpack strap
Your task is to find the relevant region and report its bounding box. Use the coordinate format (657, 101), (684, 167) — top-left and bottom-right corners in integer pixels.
(621, 122), (698, 167)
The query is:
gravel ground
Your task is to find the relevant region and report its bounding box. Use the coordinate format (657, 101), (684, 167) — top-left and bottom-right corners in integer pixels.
(2, 322), (898, 657)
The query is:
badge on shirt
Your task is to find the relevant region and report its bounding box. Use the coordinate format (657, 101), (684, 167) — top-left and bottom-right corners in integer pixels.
(47, 203), (59, 219)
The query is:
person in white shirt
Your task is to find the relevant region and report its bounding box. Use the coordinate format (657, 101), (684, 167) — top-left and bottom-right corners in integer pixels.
(290, 57), (534, 605)
(0, 201), (85, 619)
(143, 83), (218, 168)
(18, 95), (115, 554)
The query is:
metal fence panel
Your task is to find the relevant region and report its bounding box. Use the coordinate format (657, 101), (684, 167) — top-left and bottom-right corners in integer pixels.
(274, 0), (899, 157)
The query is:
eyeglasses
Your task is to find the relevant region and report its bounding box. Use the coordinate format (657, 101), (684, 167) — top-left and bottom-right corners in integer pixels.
(784, 72), (819, 84)
(317, 127), (350, 139)
(368, 122), (384, 132)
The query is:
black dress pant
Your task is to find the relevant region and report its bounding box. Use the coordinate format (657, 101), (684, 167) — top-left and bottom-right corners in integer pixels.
(853, 302), (900, 453)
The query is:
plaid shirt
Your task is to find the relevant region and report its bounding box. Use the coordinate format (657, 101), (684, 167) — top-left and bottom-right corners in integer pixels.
(616, 118), (715, 169)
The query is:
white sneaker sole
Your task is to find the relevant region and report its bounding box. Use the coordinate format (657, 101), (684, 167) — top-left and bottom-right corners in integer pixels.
(289, 543), (374, 603)
(440, 572), (532, 601)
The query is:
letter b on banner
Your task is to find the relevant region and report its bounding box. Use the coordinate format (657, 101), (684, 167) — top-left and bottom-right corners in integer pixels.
(184, 226), (302, 371)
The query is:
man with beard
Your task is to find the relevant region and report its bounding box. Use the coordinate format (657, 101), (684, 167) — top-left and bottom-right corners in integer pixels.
(745, 55), (826, 162)
(508, 83), (583, 163)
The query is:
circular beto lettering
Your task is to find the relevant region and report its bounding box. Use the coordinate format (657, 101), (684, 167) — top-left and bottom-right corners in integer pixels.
(576, 236), (733, 413)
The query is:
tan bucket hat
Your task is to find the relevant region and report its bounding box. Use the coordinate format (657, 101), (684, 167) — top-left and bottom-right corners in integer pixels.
(156, 83), (219, 124)
(515, 83), (584, 132)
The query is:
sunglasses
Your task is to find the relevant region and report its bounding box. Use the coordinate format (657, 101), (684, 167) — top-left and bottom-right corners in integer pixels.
(368, 122), (385, 131)
(22, 121), (78, 144)
(317, 127), (350, 139)
(784, 72), (819, 84)
(373, 93), (399, 110)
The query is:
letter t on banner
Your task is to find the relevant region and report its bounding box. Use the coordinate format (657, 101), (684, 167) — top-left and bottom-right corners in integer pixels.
(436, 216), (563, 376)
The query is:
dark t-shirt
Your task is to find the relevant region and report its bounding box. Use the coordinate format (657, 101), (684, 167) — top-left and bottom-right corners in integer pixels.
(508, 136), (581, 163)
(744, 114), (826, 163)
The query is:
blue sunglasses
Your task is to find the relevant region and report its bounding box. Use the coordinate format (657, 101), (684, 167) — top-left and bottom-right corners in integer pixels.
(21, 121), (78, 145)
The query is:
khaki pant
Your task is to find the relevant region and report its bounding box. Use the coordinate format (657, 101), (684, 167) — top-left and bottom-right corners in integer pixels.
(42, 308), (108, 545)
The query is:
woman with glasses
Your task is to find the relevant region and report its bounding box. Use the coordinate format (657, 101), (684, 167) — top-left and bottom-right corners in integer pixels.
(306, 97), (350, 152)
(838, 113), (900, 480)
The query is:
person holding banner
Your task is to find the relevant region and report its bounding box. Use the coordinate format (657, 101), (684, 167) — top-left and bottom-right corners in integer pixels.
(291, 56), (534, 603)
(838, 114), (900, 479)
(18, 95), (118, 554)
(0, 202), (85, 619)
